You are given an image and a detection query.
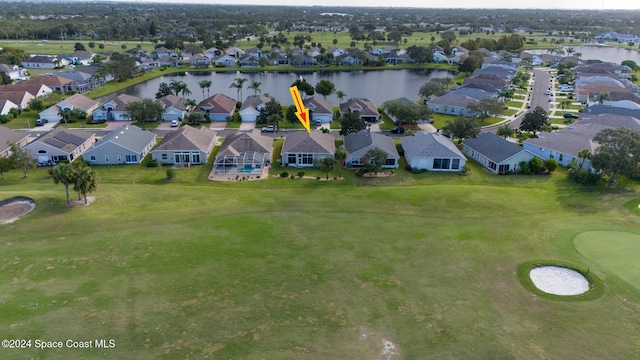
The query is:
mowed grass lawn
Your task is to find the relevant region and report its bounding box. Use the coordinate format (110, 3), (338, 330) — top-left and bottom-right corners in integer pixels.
(1, 164), (640, 359)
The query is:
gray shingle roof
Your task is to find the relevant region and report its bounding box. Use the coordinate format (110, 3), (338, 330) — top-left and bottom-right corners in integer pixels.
(402, 132), (466, 160)
(463, 132), (526, 163)
(217, 130), (272, 157)
(95, 124), (155, 152)
(281, 130), (335, 155)
(339, 98), (379, 117)
(153, 126), (216, 152)
(0, 125), (29, 152)
(344, 131), (399, 158)
(32, 127), (94, 153)
(303, 96), (333, 115)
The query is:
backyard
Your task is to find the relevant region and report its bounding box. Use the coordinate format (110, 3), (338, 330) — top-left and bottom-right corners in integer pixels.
(1, 160), (640, 359)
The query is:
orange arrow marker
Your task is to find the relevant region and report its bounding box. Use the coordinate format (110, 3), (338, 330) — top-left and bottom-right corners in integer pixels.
(289, 86), (311, 133)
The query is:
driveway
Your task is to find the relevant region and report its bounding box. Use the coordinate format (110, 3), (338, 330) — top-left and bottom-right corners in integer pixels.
(530, 69), (550, 112)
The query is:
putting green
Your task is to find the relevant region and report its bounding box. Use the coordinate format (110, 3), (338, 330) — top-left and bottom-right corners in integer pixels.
(574, 231), (640, 290)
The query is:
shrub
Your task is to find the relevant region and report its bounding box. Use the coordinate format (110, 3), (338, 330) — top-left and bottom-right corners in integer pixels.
(517, 161), (531, 175)
(544, 158), (558, 172)
(567, 160), (602, 185)
(297, 171), (305, 177)
(147, 160), (159, 168)
(280, 171), (289, 178)
(529, 157), (543, 174)
(290, 174), (295, 179)
(395, 143), (404, 156)
(166, 168), (176, 180)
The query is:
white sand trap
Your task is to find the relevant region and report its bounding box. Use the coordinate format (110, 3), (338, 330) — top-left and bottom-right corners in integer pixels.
(530, 266), (589, 296)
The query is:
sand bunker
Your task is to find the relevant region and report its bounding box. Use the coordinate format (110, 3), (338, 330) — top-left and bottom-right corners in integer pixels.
(530, 266), (589, 296)
(0, 197), (35, 224)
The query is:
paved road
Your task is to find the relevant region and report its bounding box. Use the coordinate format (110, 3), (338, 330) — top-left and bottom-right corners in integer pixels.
(530, 69), (551, 112)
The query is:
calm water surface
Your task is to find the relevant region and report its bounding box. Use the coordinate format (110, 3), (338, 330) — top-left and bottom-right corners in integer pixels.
(102, 69), (453, 106)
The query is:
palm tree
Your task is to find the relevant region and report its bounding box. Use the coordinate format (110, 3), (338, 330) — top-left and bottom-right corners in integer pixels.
(169, 80), (187, 98)
(334, 145), (347, 178)
(597, 92), (610, 105)
(496, 124), (515, 139)
(248, 80), (262, 96)
(181, 86), (192, 100)
(230, 77), (248, 101)
(560, 99), (572, 112)
(565, 47), (575, 55)
(198, 80), (212, 99)
(58, 108), (73, 125)
(578, 149), (592, 169)
(185, 99), (197, 112)
(73, 162), (99, 204)
(320, 157), (335, 180)
(335, 90), (347, 103)
(51, 163), (74, 205)
(574, 52), (582, 59)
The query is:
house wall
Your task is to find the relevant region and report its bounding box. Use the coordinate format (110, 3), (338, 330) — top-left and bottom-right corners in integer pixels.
(39, 108), (62, 122)
(239, 108), (260, 122)
(522, 143), (590, 168)
(163, 108), (185, 121)
(311, 112), (332, 123)
(92, 110), (130, 121)
(427, 103), (472, 117)
(151, 150), (207, 165)
(25, 136), (94, 165)
(464, 145), (535, 174)
(282, 152), (332, 167)
(23, 62), (55, 69)
(409, 156), (466, 171)
(208, 112), (232, 122)
(347, 145), (399, 168)
(84, 141), (151, 165)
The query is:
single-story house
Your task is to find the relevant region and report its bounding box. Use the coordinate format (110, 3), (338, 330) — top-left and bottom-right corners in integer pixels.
(195, 93), (237, 122)
(22, 55), (57, 69)
(0, 82), (52, 98)
(0, 99), (18, 116)
(0, 63), (27, 81)
(402, 132), (467, 171)
(426, 88), (494, 116)
(213, 54), (238, 67)
(462, 132), (536, 174)
(0, 91), (34, 110)
(239, 95), (272, 122)
(151, 125), (216, 165)
(189, 54), (211, 68)
(39, 93), (100, 123)
(0, 125), (30, 157)
(213, 130), (273, 175)
(83, 125), (156, 165)
(304, 96), (333, 124)
(344, 130), (399, 169)
(156, 95), (187, 121)
(339, 98), (380, 122)
(24, 127), (96, 165)
(281, 130), (336, 167)
(92, 94), (143, 121)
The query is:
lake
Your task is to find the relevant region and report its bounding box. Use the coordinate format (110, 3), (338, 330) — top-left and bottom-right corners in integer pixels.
(102, 69), (454, 106)
(526, 45), (640, 64)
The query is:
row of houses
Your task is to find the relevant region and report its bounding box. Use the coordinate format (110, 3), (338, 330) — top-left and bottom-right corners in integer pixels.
(425, 60), (518, 116)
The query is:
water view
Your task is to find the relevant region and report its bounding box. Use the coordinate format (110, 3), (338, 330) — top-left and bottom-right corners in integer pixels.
(527, 45), (640, 64)
(103, 69), (453, 105)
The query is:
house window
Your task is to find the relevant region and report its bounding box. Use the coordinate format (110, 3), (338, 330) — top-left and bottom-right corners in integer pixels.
(433, 158), (442, 169)
(38, 150), (47, 154)
(288, 154), (296, 164)
(161, 154), (168, 160)
(499, 164), (510, 173)
(125, 155), (137, 163)
(105, 155), (109, 162)
(452, 159), (460, 170)
(441, 159), (450, 169)
(117, 155), (122, 162)
(298, 154), (313, 165)
(489, 161), (497, 171)
(192, 153), (200, 164)
(90, 155), (96, 161)
(385, 158), (395, 166)
(559, 154), (563, 162)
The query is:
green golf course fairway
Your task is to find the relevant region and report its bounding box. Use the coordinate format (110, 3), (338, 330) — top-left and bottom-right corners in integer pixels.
(1, 164), (640, 359)
(574, 231), (640, 290)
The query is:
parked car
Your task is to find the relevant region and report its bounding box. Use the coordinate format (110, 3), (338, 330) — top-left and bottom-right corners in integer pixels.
(261, 125), (277, 132)
(390, 126), (405, 134)
(170, 119), (179, 127)
(563, 113), (579, 119)
(35, 119), (45, 126)
(314, 120), (322, 128)
(544, 89), (551, 95)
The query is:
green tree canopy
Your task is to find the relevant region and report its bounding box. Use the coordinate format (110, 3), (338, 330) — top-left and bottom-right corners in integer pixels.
(339, 111), (366, 136)
(314, 80), (336, 99)
(419, 77), (451, 98)
(256, 98), (281, 125)
(384, 100), (432, 125)
(591, 127), (640, 183)
(442, 116), (480, 143)
(361, 147), (388, 175)
(125, 98), (164, 123)
(466, 97), (504, 122)
(519, 106), (549, 136)
(291, 79), (314, 98)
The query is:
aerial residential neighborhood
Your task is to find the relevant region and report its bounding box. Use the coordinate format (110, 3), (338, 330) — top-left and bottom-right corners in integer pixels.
(2, 2), (640, 359)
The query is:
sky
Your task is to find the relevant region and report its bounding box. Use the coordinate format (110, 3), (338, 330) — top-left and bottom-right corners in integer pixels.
(99, 0), (638, 10)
